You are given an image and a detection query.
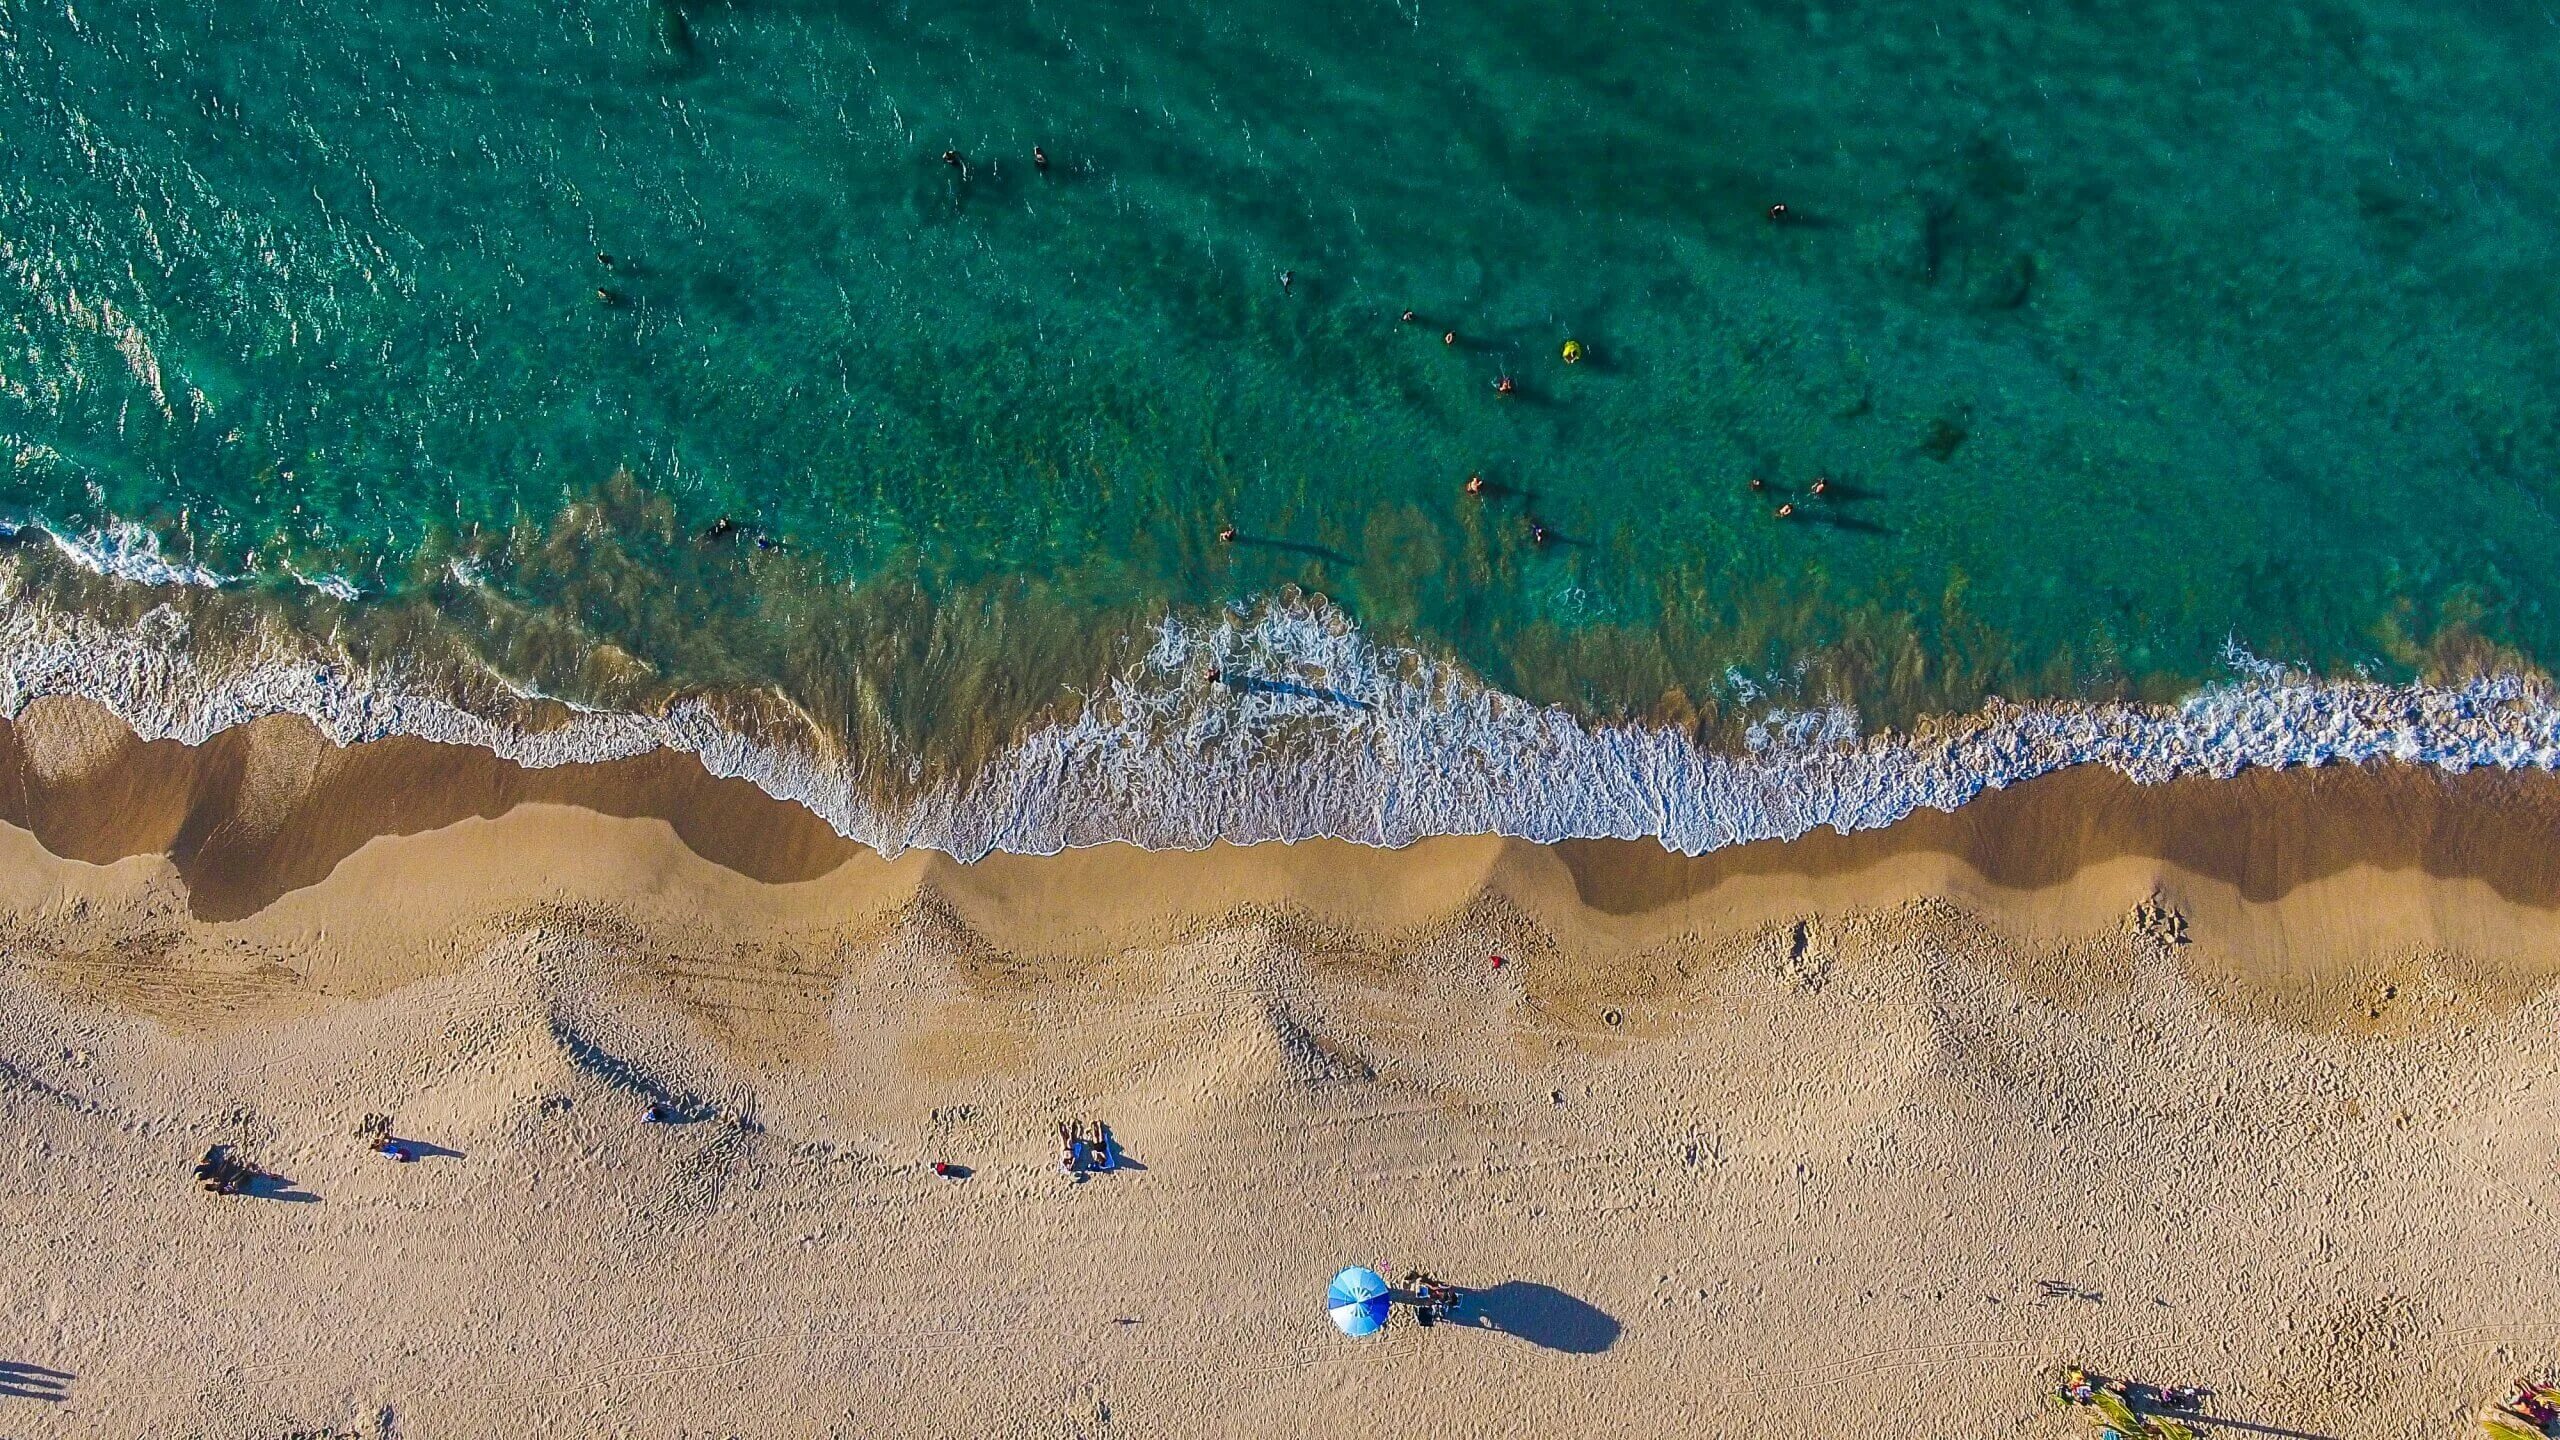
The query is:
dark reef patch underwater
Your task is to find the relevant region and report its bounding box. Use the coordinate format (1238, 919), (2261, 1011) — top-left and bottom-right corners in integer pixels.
(3, 0), (2558, 851)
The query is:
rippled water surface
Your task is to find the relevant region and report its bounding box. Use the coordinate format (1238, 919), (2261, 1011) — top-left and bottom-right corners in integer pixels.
(4, 0), (2557, 768)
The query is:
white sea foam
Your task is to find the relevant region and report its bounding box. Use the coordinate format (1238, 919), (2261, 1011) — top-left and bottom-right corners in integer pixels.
(0, 516), (233, 589)
(4, 514), (360, 599)
(282, 564), (365, 602)
(2, 580), (2554, 861)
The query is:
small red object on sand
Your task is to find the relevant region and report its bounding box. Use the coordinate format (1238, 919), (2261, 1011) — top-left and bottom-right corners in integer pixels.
(1490, 954), (1506, 969)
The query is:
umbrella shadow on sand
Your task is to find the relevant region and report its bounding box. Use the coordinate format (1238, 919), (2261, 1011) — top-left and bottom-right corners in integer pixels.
(1446, 1282), (1621, 1354)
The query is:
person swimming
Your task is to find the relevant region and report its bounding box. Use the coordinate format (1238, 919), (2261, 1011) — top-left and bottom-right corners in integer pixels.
(1033, 145), (1049, 171)
(1776, 502), (1796, 518)
(1280, 269), (1295, 295)
(1493, 374), (1517, 395)
(1465, 473), (1486, 496)
(1400, 308), (1418, 323)
(941, 149), (963, 168)
(1748, 476), (1766, 491)
(1217, 523), (1237, 543)
(1442, 330), (1458, 347)
(1809, 476), (1829, 496)
(1767, 203), (1789, 223)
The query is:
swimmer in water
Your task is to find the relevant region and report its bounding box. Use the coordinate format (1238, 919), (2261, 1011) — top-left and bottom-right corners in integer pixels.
(1033, 145), (1049, 171)
(1400, 308), (1418, 324)
(1494, 374), (1517, 396)
(596, 251), (617, 270)
(1442, 331), (1458, 347)
(1280, 269), (1295, 295)
(595, 287), (626, 307)
(1529, 519), (1550, 545)
(1776, 503), (1796, 519)
(1767, 203), (1789, 223)
(1809, 476), (1829, 496)
(1748, 476), (1766, 491)
(1465, 473), (1486, 496)
(942, 149), (963, 168)
(1218, 524), (1237, 544)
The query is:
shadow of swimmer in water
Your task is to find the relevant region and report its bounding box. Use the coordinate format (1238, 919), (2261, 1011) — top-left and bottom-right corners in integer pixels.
(1205, 667), (1374, 711)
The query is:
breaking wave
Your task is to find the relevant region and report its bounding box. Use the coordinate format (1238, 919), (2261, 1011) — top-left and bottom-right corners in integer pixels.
(0, 515), (232, 590)
(0, 515), (373, 601)
(3, 573), (2555, 862)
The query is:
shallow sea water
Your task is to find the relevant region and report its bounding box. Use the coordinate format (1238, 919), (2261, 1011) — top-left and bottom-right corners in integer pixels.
(3, 0), (2558, 784)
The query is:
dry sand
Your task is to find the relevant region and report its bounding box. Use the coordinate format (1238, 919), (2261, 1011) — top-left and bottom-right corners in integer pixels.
(2, 696), (2557, 1437)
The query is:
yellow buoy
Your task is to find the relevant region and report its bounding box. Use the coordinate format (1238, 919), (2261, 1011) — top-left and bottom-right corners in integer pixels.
(1560, 338), (1586, 364)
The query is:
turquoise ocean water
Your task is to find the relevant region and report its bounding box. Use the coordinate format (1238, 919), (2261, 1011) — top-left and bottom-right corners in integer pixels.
(4, 0), (2559, 845)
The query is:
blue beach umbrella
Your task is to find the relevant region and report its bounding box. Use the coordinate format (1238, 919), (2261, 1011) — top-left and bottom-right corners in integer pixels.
(1327, 1266), (1392, 1337)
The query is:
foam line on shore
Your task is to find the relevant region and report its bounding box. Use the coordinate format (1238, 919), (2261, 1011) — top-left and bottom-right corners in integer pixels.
(2, 581), (2555, 862)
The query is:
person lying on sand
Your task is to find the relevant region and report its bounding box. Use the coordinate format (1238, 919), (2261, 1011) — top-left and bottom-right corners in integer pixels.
(2498, 1378), (2557, 1428)
(1085, 1121), (1114, 1172)
(1057, 1123), (1085, 1177)
(192, 1144), (254, 1196)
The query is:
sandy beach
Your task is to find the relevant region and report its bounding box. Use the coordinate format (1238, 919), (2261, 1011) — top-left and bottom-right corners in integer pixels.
(3, 695), (2558, 1436)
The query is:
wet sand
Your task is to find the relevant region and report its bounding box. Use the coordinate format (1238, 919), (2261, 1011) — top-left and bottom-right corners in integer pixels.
(1, 697), (2556, 1436)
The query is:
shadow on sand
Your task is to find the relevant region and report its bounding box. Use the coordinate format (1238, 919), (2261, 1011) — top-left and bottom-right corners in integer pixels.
(241, 1170), (321, 1204)
(1449, 1281), (1620, 1353)
(0, 1361), (72, 1402)
(2179, 1415), (2343, 1440)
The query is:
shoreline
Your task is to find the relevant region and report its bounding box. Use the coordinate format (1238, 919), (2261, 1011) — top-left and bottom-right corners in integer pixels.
(7, 572), (2559, 868)
(3, 691), (2557, 1433)
(8, 693), (2560, 1032)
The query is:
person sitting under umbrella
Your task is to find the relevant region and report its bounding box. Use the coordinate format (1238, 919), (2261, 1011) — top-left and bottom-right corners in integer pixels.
(1399, 1270), (1461, 1324)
